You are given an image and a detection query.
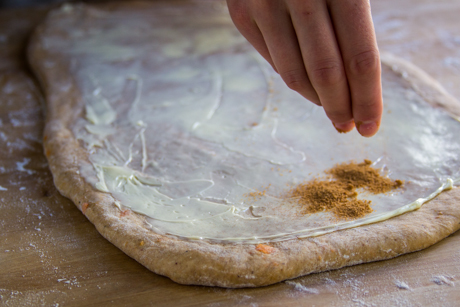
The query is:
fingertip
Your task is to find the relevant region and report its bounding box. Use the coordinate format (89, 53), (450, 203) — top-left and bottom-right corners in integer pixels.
(356, 120), (380, 137)
(333, 120), (355, 133)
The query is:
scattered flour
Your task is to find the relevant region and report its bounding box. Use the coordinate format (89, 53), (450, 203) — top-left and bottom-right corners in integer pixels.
(394, 280), (411, 290)
(16, 158), (35, 175)
(285, 281), (319, 294)
(431, 275), (455, 286)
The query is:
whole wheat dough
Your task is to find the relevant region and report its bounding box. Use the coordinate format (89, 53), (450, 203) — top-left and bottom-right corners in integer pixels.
(29, 1), (460, 287)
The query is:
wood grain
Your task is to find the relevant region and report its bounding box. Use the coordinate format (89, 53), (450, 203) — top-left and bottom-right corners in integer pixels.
(0, 1), (459, 306)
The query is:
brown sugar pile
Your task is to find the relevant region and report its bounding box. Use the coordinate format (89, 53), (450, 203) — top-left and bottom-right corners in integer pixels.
(288, 160), (404, 220)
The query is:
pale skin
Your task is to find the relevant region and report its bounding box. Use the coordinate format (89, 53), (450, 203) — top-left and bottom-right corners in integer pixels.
(226, 0), (382, 137)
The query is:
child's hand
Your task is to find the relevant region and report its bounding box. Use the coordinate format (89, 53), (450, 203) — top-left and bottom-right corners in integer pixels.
(227, 0), (382, 137)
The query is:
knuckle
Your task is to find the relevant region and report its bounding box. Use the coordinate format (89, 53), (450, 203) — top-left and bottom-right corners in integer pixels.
(281, 69), (309, 92)
(228, 0), (281, 27)
(310, 60), (344, 87)
(252, 1), (285, 21)
(348, 49), (380, 76)
(353, 97), (383, 122)
(295, 6), (315, 19)
(288, 0), (315, 16)
(355, 98), (380, 109)
(325, 109), (351, 123)
(254, 0), (280, 11)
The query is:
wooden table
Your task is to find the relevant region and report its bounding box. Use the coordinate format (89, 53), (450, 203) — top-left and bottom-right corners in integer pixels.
(1, 1), (459, 306)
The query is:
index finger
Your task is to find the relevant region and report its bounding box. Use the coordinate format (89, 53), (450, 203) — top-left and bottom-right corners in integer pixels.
(329, 0), (382, 137)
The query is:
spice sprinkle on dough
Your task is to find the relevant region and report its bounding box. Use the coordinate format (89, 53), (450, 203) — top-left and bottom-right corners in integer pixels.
(287, 160), (404, 219)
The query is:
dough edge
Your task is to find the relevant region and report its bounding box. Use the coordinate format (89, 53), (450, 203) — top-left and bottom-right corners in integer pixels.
(28, 2), (460, 288)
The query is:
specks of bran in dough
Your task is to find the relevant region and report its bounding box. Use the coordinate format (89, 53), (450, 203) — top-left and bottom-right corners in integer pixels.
(120, 209), (130, 217)
(255, 244), (275, 254)
(81, 203), (89, 214)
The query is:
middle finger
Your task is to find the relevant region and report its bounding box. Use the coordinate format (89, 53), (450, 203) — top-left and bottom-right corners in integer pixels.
(288, 0), (354, 132)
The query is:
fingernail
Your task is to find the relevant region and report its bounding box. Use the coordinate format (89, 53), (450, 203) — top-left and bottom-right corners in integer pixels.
(333, 120), (355, 133)
(356, 120), (380, 137)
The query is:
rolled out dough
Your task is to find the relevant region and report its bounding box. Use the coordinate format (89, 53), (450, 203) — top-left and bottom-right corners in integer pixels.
(29, 1), (460, 287)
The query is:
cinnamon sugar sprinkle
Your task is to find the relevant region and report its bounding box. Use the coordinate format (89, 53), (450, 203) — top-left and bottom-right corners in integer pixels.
(288, 160), (404, 219)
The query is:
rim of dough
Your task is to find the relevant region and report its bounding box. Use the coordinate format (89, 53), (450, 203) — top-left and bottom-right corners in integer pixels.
(28, 2), (460, 287)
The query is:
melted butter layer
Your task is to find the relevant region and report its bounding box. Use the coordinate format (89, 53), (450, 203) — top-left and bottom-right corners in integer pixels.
(48, 4), (460, 243)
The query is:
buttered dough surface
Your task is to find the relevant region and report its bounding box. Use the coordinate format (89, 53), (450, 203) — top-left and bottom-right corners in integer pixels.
(42, 4), (460, 243)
